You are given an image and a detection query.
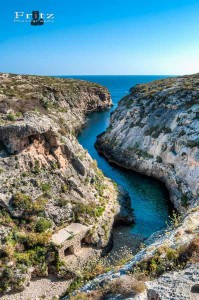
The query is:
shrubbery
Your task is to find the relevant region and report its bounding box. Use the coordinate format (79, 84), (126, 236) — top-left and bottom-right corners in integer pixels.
(34, 217), (52, 233)
(6, 114), (15, 121)
(156, 156), (162, 163)
(12, 193), (47, 216)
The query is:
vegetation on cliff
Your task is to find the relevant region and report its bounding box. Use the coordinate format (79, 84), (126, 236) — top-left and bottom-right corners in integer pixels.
(0, 73), (133, 294)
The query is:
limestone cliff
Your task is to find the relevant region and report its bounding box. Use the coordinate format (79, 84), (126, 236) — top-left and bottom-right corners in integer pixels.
(75, 74), (199, 299)
(96, 74), (199, 210)
(0, 73), (133, 294)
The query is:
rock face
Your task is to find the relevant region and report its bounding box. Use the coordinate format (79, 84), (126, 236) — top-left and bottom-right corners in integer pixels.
(77, 204), (199, 300)
(76, 74), (199, 299)
(0, 73), (133, 294)
(91, 263), (199, 300)
(96, 74), (199, 210)
(146, 263), (199, 300)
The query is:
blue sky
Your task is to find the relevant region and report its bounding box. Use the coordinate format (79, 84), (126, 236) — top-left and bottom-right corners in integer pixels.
(0, 0), (199, 75)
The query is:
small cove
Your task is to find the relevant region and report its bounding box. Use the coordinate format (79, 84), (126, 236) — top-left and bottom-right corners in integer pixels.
(62, 75), (173, 238)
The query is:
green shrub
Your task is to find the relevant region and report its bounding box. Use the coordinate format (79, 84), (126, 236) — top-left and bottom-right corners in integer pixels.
(134, 245), (185, 278)
(61, 184), (68, 192)
(41, 183), (51, 193)
(2, 267), (13, 280)
(14, 252), (31, 267)
(16, 232), (51, 248)
(30, 246), (48, 265)
(186, 140), (199, 148)
(162, 126), (172, 134)
(73, 202), (97, 222)
(95, 206), (105, 217)
(12, 193), (32, 211)
(178, 130), (186, 137)
(94, 176), (106, 197)
(21, 172), (27, 177)
(12, 193), (47, 216)
(57, 198), (68, 207)
(15, 112), (22, 118)
(137, 149), (153, 159)
(181, 193), (189, 208)
(126, 145), (153, 159)
(0, 209), (13, 226)
(32, 160), (40, 174)
(35, 218), (52, 233)
(144, 125), (159, 136)
(6, 114), (15, 121)
(166, 248), (178, 261)
(156, 156), (162, 163)
(51, 161), (58, 169)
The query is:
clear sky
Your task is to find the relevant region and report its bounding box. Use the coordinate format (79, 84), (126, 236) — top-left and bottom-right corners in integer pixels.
(0, 0), (199, 75)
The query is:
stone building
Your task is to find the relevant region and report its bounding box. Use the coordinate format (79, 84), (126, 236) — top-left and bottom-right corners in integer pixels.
(52, 223), (90, 260)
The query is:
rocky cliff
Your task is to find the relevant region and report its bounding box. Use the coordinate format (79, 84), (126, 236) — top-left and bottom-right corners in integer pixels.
(0, 73), (133, 294)
(74, 74), (199, 299)
(96, 74), (199, 210)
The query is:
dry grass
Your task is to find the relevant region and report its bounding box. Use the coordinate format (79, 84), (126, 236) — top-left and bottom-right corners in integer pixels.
(103, 275), (146, 297)
(69, 275), (146, 299)
(70, 291), (103, 300)
(185, 237), (199, 263)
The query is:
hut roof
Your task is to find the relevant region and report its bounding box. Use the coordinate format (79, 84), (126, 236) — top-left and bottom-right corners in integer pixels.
(52, 223), (89, 246)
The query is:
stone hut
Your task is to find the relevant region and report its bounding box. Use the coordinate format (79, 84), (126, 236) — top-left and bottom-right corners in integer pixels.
(52, 223), (90, 260)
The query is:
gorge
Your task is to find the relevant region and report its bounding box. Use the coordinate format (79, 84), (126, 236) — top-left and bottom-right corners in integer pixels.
(74, 75), (173, 237)
(0, 73), (198, 300)
(76, 73), (199, 300)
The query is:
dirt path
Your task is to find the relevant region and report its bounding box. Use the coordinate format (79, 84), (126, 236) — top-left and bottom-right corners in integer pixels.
(0, 277), (71, 300)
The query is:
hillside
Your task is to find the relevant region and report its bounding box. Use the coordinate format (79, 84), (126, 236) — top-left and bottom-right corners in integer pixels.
(0, 73), (133, 295)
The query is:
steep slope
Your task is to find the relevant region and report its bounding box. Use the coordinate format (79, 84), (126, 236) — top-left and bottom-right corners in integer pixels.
(96, 74), (199, 210)
(73, 74), (199, 299)
(0, 73), (133, 294)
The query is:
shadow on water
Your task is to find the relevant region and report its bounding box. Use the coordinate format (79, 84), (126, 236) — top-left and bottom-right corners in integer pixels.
(61, 75), (175, 238)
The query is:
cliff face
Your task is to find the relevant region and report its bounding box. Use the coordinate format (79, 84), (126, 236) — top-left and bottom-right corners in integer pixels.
(75, 74), (199, 300)
(96, 74), (199, 210)
(0, 73), (133, 293)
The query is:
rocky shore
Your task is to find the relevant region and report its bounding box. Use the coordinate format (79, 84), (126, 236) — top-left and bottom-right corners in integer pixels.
(0, 73), (134, 296)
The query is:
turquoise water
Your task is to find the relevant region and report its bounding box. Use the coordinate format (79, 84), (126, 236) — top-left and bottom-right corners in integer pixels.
(61, 75), (173, 237)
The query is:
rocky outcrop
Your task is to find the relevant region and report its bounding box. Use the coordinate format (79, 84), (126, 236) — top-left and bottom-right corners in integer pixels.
(86, 263), (199, 300)
(96, 74), (199, 210)
(0, 73), (133, 294)
(73, 207), (199, 299)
